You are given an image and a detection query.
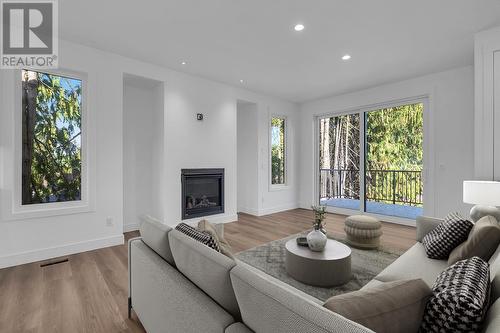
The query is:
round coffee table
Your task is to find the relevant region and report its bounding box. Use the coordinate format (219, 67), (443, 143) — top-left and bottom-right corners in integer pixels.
(285, 238), (352, 287)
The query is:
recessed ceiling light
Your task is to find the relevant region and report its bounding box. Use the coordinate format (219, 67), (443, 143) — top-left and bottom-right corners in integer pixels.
(181, 61), (187, 65)
(294, 24), (305, 32)
(239, 79), (244, 83)
(342, 54), (351, 60)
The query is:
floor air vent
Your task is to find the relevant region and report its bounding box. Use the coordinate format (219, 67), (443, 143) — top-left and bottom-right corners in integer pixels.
(40, 258), (69, 267)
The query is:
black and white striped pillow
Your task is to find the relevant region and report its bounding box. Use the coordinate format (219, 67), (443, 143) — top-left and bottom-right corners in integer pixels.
(175, 223), (220, 252)
(421, 257), (490, 332)
(422, 212), (473, 259)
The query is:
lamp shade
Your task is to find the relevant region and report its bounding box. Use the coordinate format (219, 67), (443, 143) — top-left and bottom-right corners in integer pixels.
(463, 181), (500, 206)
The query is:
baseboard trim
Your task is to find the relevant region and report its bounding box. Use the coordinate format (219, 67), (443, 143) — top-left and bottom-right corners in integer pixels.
(123, 223), (140, 232)
(0, 234), (124, 269)
(237, 207), (260, 216)
(182, 213), (239, 226)
(256, 203), (300, 216)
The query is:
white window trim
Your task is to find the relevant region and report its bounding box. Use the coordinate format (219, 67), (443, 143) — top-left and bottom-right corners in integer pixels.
(313, 95), (435, 223)
(269, 114), (289, 191)
(3, 68), (96, 220)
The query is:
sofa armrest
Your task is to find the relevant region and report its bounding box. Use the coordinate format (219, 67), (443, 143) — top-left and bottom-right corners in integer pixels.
(416, 216), (443, 242)
(128, 237), (142, 297)
(130, 238), (235, 332)
(230, 264), (374, 333)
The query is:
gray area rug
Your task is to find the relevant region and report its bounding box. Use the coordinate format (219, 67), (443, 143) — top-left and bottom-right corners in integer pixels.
(236, 233), (403, 301)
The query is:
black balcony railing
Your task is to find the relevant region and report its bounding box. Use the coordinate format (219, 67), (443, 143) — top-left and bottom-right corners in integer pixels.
(320, 169), (423, 206)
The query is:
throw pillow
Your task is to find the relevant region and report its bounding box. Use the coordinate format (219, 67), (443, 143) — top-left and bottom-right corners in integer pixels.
(197, 219), (234, 259)
(422, 212), (473, 259)
(448, 215), (500, 265)
(323, 279), (431, 333)
(175, 222), (220, 252)
(421, 257), (490, 332)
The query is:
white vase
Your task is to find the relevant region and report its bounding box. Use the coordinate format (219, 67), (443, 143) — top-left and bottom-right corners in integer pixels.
(307, 229), (327, 252)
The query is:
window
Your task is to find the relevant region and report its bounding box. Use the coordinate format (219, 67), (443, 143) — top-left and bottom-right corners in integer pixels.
(21, 70), (83, 205)
(318, 101), (424, 220)
(271, 116), (286, 185)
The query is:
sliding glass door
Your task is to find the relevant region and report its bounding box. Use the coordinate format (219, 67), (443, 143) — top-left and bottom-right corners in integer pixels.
(319, 114), (361, 210)
(318, 101), (424, 220)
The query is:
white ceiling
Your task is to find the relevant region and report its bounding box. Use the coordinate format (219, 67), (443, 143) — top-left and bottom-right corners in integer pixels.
(60, 0), (500, 102)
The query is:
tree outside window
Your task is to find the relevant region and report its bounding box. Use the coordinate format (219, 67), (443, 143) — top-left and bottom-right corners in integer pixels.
(21, 70), (83, 205)
(271, 117), (286, 185)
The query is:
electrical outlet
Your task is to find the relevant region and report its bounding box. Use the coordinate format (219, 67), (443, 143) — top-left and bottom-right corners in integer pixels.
(106, 216), (114, 226)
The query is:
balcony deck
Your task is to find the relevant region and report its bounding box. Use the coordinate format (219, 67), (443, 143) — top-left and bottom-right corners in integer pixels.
(320, 197), (423, 220)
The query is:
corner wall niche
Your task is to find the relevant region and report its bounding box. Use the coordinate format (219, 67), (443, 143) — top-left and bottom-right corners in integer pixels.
(123, 74), (165, 230)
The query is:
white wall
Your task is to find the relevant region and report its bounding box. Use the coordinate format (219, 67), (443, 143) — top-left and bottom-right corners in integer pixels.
(123, 77), (163, 231)
(256, 104), (300, 215)
(0, 42), (125, 268)
(151, 84), (165, 221)
(474, 26), (500, 180)
(0, 39), (299, 267)
(299, 66), (475, 219)
(236, 100), (300, 216)
(237, 102), (259, 214)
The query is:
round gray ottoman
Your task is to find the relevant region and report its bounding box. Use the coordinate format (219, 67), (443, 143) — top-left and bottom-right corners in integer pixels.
(344, 215), (383, 249)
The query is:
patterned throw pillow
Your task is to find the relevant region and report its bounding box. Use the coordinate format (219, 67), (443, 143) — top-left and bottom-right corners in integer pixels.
(422, 212), (473, 259)
(175, 222), (220, 252)
(420, 257), (490, 332)
(198, 219), (234, 259)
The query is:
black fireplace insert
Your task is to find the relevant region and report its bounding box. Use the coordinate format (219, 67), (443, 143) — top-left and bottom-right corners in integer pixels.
(181, 168), (224, 220)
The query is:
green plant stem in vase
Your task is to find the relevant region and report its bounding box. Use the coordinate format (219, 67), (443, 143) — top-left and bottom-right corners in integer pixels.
(311, 205), (327, 235)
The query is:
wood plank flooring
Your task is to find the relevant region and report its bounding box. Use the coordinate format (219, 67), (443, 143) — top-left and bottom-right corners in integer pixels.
(225, 209), (416, 253)
(0, 209), (416, 333)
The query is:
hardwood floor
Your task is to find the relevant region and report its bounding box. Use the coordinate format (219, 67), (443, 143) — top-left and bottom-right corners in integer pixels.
(0, 209), (416, 333)
(0, 232), (145, 333)
(225, 209), (416, 253)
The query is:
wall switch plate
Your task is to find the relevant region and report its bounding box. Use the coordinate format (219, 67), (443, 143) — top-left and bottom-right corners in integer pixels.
(106, 217), (114, 226)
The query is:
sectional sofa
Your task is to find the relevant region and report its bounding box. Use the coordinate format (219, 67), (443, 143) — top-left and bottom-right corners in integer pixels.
(128, 216), (500, 333)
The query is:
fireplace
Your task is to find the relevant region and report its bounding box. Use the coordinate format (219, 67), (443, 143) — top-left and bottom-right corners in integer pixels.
(181, 168), (224, 220)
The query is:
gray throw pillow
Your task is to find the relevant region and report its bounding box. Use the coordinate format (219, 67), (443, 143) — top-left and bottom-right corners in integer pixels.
(448, 215), (500, 265)
(323, 279), (431, 333)
(198, 219), (234, 259)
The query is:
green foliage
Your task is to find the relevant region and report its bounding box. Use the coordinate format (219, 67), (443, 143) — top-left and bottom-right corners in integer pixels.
(271, 117), (285, 184)
(366, 103), (423, 171)
(319, 114), (360, 199)
(22, 70), (82, 204)
(319, 103), (424, 207)
(365, 103), (423, 206)
(311, 205), (327, 231)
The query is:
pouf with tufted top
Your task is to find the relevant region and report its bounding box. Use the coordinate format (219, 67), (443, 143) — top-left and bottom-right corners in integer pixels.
(344, 215), (383, 249)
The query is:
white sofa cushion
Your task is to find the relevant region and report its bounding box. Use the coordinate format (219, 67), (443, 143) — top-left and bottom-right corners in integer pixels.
(483, 297), (500, 333)
(139, 215), (175, 265)
(130, 239), (235, 332)
(168, 229), (240, 319)
(230, 264), (373, 333)
(374, 243), (448, 287)
(488, 245), (500, 302)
